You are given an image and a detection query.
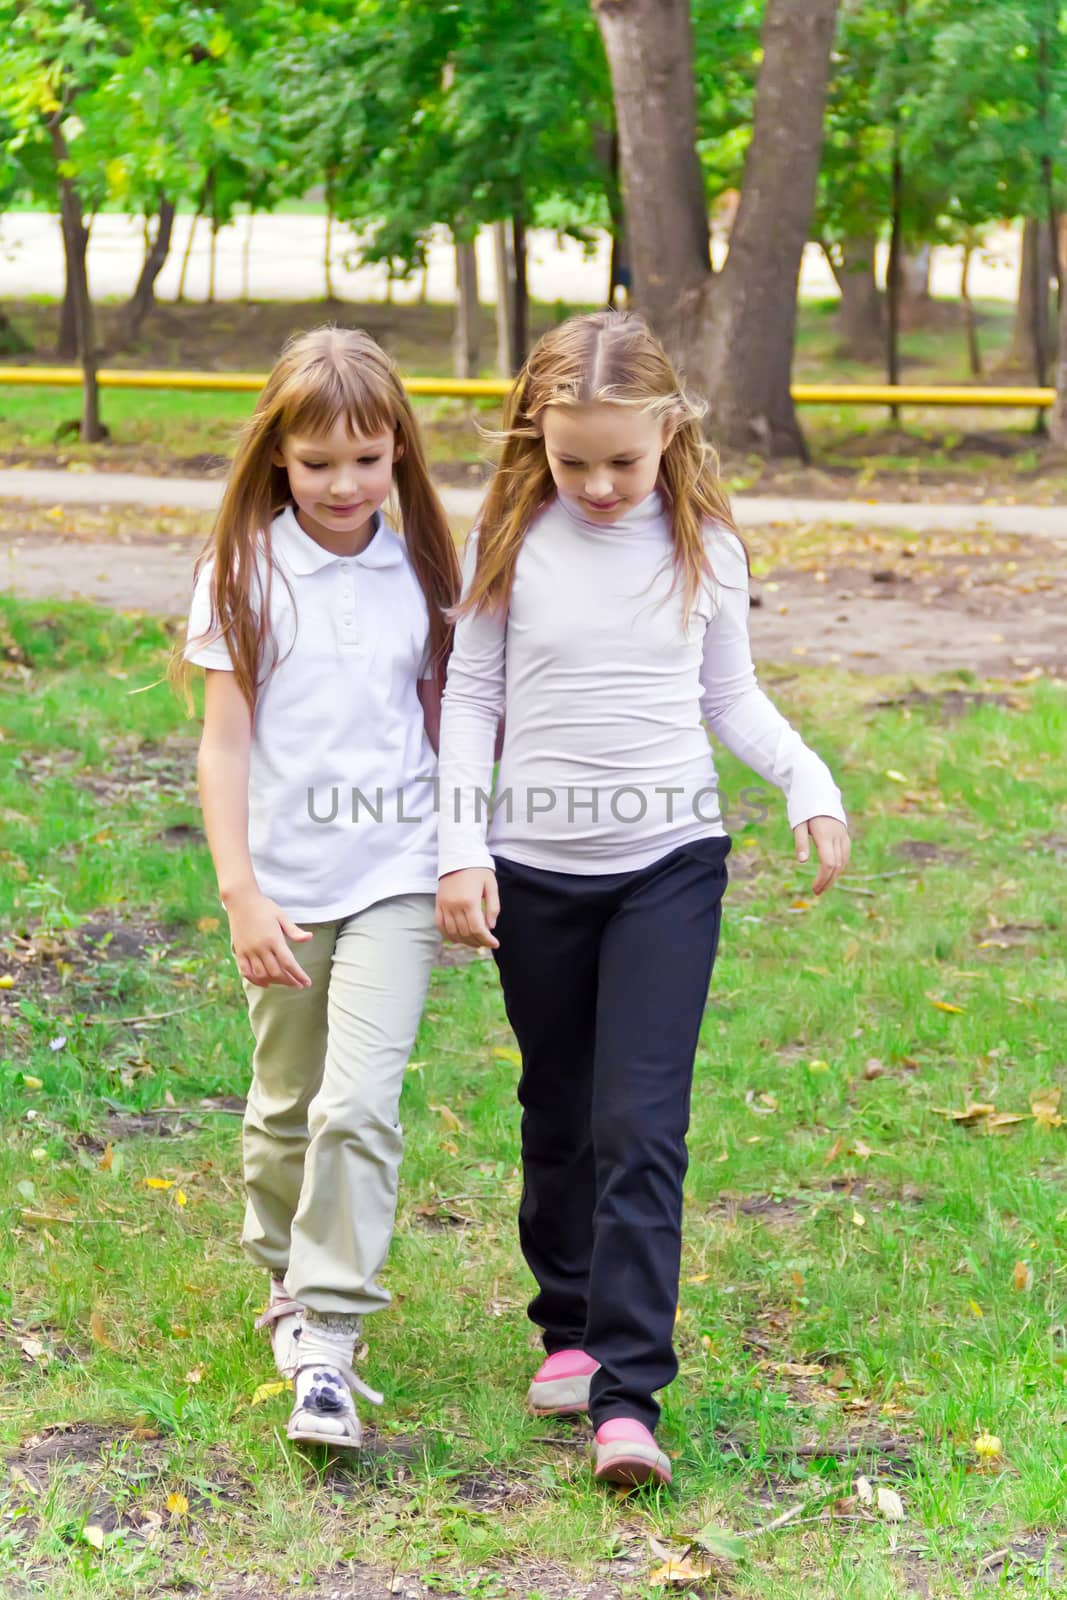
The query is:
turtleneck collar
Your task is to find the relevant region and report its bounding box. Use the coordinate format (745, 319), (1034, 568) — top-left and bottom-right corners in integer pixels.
(554, 487), (666, 538)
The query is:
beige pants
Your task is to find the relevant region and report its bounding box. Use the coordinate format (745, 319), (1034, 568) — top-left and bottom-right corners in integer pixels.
(240, 893), (439, 1322)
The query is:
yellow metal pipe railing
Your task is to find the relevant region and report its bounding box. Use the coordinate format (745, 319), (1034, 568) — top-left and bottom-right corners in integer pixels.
(0, 367), (1056, 407)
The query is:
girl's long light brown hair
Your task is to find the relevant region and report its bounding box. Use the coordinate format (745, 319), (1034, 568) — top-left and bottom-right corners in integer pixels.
(459, 310), (740, 621)
(187, 325), (461, 709)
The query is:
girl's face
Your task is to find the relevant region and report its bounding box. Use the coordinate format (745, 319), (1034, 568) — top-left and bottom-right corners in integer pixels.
(541, 403), (667, 523)
(273, 414), (399, 550)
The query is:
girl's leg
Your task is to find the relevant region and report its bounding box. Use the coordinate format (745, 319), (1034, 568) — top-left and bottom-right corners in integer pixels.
(586, 837), (731, 1433)
(492, 858), (605, 1353)
(241, 923), (338, 1278)
(284, 893), (439, 1322)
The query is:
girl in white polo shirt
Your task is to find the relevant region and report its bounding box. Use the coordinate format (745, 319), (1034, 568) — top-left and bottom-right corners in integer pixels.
(436, 311), (850, 1488)
(185, 326), (460, 1449)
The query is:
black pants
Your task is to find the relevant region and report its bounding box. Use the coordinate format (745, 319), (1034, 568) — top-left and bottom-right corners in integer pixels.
(492, 835), (730, 1431)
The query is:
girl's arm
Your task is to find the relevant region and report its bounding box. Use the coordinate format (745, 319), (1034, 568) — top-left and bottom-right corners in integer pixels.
(699, 531), (849, 891)
(199, 669), (313, 987)
(436, 538), (506, 947)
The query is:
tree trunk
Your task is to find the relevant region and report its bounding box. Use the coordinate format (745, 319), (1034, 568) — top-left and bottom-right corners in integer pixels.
(117, 195), (176, 346)
(594, 0), (839, 458)
(493, 221), (515, 376)
(596, 126), (631, 307)
(886, 134), (903, 421)
(511, 213), (529, 370)
(960, 244), (982, 378)
(57, 242), (79, 359)
(452, 234), (481, 379)
(324, 171), (336, 300)
(49, 122), (102, 442)
(826, 235), (883, 358)
(242, 210), (254, 302)
(1048, 263), (1067, 448)
(177, 201), (202, 302)
(593, 0), (713, 370)
(704, 0), (840, 456)
(899, 242), (933, 324)
(1011, 220), (1049, 369)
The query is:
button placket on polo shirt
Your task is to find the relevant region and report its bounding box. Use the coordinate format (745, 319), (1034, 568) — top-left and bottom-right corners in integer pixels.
(338, 558), (360, 651)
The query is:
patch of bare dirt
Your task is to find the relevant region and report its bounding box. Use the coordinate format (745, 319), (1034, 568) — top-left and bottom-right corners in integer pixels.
(707, 1178), (925, 1228)
(867, 686), (1019, 717)
(977, 1534), (1067, 1587)
(747, 521), (1067, 676)
(892, 839), (970, 865)
(17, 733), (198, 807)
(0, 910), (180, 1013)
(434, 942), (496, 971)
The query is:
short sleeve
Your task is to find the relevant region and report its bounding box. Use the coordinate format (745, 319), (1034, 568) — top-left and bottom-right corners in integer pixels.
(184, 560), (235, 672)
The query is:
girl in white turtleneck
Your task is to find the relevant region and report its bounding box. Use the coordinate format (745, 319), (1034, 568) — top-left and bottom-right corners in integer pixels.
(435, 310), (850, 1489)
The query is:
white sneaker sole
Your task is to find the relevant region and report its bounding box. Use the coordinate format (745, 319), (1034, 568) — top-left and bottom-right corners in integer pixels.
(526, 1372), (593, 1416)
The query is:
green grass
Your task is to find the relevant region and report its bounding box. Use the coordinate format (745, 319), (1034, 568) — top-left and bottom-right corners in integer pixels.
(1, 596), (1066, 1596)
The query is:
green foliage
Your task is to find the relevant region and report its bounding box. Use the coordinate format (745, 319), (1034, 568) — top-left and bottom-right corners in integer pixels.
(820, 0), (1067, 251)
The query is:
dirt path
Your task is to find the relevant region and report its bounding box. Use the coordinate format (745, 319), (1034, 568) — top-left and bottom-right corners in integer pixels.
(4, 520), (1065, 679)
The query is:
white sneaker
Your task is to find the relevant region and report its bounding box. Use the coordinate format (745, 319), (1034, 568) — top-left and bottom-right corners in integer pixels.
(254, 1276), (304, 1378)
(285, 1322), (382, 1450)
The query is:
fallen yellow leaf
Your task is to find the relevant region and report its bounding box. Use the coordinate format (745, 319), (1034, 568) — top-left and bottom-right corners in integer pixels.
(968, 1299), (984, 1318)
(929, 998), (965, 1014)
(429, 1103), (463, 1133)
(88, 1309), (115, 1349)
(166, 1491), (189, 1517)
(144, 1177), (174, 1190)
(22, 1074), (42, 1090)
(176, 1189), (188, 1207)
(494, 1047), (522, 1066)
(649, 1557), (708, 1586)
(1011, 1260), (1033, 1293)
(82, 1523), (106, 1550)
(1031, 1087), (1063, 1129)
(98, 1143), (114, 1172)
(934, 1103), (995, 1125)
(885, 770), (907, 783)
(197, 916), (220, 933)
(0, 975), (15, 990)
(251, 1379), (292, 1406)
(851, 1210), (866, 1228)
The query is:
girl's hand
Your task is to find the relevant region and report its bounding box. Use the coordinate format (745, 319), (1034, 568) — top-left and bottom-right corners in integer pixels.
(436, 868), (500, 950)
(793, 815), (850, 895)
(225, 888), (314, 988)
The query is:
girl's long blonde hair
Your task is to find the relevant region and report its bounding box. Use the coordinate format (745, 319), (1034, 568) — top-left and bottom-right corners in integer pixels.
(189, 325), (461, 709)
(460, 309), (739, 619)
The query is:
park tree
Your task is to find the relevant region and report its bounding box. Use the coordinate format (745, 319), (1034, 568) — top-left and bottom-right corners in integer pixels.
(0, 0), (133, 436)
(281, 0), (611, 376)
(594, 0), (840, 458)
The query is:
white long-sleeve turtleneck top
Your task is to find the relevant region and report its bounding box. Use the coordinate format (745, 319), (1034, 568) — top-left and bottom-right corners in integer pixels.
(437, 489), (846, 877)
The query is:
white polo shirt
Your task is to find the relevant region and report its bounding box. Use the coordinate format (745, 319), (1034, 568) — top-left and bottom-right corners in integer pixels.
(185, 505), (439, 922)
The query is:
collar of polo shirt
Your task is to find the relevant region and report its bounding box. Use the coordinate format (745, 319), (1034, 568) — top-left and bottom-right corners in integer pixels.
(271, 504), (405, 575)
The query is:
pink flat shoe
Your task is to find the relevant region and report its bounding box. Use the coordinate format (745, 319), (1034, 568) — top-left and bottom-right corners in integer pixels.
(526, 1348), (600, 1416)
(593, 1418), (672, 1488)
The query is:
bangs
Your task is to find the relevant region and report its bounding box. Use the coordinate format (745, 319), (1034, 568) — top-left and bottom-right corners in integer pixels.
(263, 327), (408, 447)
(279, 360), (399, 443)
